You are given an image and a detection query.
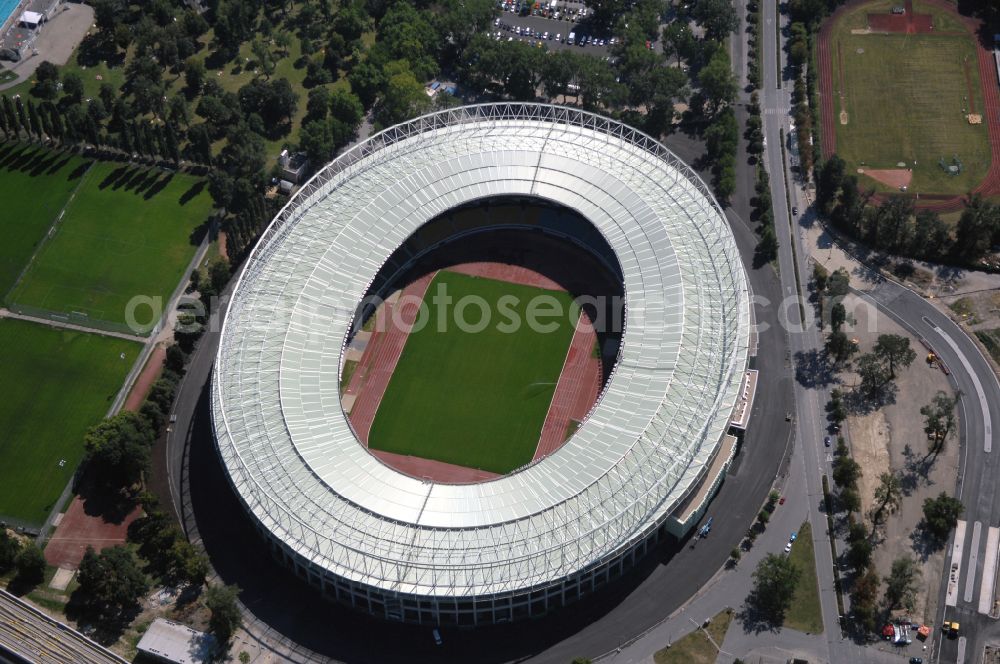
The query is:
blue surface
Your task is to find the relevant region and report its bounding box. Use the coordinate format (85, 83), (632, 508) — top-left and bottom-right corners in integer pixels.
(0, 0), (21, 27)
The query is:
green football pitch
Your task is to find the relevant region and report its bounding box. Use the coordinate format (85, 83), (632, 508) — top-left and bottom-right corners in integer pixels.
(0, 319), (140, 525)
(0, 143), (88, 297)
(6, 160), (213, 331)
(368, 271), (578, 474)
(829, 0), (989, 194)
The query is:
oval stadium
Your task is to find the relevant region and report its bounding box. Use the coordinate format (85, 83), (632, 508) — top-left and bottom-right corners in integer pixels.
(211, 103), (753, 626)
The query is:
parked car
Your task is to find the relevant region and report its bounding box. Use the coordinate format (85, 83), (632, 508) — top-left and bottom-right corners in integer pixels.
(433, 628), (443, 645)
(792, 206), (799, 215)
(824, 435), (832, 447)
(789, 532), (797, 542)
(784, 541), (792, 553)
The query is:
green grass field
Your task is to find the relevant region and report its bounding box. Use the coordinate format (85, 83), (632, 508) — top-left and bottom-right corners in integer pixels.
(0, 319), (139, 525)
(653, 609), (733, 664)
(0, 143), (89, 297)
(6, 161), (213, 331)
(830, 0), (989, 194)
(368, 271), (578, 474)
(784, 521), (824, 634)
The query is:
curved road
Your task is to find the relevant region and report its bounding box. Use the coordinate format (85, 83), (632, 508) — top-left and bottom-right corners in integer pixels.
(760, 0), (1000, 655)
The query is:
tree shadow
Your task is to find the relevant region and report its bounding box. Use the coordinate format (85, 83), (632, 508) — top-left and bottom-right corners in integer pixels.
(794, 348), (838, 388)
(98, 165), (131, 189)
(845, 383), (897, 415)
(735, 598), (784, 635)
(66, 161), (94, 182)
(179, 179), (206, 206)
(143, 173), (174, 200)
(908, 522), (945, 563)
(76, 472), (138, 526)
(64, 590), (143, 646)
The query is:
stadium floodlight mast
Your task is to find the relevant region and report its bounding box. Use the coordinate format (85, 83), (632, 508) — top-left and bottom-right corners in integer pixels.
(211, 103), (752, 626)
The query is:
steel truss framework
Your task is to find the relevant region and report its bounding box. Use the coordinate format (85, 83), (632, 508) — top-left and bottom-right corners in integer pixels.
(211, 103), (751, 624)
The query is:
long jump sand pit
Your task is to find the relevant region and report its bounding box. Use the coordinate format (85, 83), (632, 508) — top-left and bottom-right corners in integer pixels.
(859, 167), (913, 189)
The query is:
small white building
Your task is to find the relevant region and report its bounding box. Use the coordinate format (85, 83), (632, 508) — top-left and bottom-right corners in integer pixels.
(136, 619), (215, 664)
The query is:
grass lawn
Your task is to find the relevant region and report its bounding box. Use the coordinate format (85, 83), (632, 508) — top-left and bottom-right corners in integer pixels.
(368, 271), (578, 474)
(784, 521), (824, 634)
(830, 0), (989, 194)
(653, 609), (733, 664)
(0, 143), (90, 298)
(6, 161), (213, 331)
(0, 319), (139, 525)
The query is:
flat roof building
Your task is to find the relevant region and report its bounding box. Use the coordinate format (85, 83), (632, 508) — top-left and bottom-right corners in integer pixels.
(136, 619), (215, 664)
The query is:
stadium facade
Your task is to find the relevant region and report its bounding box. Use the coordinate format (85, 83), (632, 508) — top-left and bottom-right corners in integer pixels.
(211, 104), (752, 626)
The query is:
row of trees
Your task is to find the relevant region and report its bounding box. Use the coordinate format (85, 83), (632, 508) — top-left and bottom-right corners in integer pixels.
(817, 156), (1000, 268)
(0, 529), (46, 592)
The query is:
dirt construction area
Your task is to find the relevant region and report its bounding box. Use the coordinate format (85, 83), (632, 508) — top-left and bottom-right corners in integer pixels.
(839, 293), (959, 623)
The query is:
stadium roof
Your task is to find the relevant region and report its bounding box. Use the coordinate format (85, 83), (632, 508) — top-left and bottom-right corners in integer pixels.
(212, 103), (751, 598)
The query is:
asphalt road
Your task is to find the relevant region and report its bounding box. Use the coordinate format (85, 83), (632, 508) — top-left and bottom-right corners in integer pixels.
(757, 0), (1000, 659)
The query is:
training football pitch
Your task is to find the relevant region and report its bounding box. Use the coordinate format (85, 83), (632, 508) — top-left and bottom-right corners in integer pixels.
(0, 143), (88, 297)
(6, 161), (213, 331)
(0, 319), (140, 525)
(829, 1), (989, 193)
(368, 271), (578, 474)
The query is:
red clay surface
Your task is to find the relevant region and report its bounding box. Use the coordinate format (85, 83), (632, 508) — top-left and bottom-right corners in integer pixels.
(818, 0), (1000, 211)
(867, 0), (932, 33)
(370, 450), (501, 483)
(345, 272), (437, 442)
(448, 262), (565, 291)
(123, 344), (166, 412)
(861, 168), (913, 189)
(345, 262), (601, 483)
(532, 312), (602, 460)
(44, 493), (142, 569)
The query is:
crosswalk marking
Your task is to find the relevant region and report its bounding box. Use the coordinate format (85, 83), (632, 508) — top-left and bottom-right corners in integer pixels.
(947, 519), (966, 606)
(979, 526), (1000, 615)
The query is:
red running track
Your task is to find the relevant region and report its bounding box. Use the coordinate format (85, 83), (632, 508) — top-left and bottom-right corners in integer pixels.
(447, 261), (566, 291)
(346, 272), (437, 443)
(818, 0), (1000, 212)
(532, 312), (602, 461)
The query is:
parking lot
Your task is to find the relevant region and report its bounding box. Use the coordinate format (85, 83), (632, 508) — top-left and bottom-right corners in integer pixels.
(490, 0), (614, 55)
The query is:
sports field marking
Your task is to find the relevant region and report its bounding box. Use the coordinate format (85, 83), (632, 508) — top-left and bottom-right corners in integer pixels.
(0, 318), (140, 525)
(368, 270), (578, 475)
(6, 161), (213, 329)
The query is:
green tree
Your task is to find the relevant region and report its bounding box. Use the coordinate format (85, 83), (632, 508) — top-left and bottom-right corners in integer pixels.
(921, 391), (959, 455)
(184, 58), (206, 95)
(883, 555), (921, 611)
(76, 546), (149, 621)
(840, 487), (861, 514)
(826, 329), (857, 366)
(872, 472), (902, 523)
(922, 493), (964, 541)
(749, 553), (801, 621)
(855, 352), (892, 398)
(873, 334), (916, 379)
(0, 529), (21, 572)
(13, 544), (45, 587)
(952, 195), (1000, 264)
(693, 0), (739, 41)
(826, 268), (850, 298)
(374, 62), (431, 128)
(851, 565), (880, 632)
(832, 453), (861, 489)
(62, 72), (85, 103)
(698, 48), (737, 115)
(205, 583), (243, 644)
(84, 411), (156, 489)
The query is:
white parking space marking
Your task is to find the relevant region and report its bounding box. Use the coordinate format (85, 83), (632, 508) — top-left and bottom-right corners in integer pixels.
(957, 635), (967, 664)
(928, 321), (993, 453)
(947, 519), (967, 606)
(964, 521), (982, 604)
(980, 526), (1000, 615)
